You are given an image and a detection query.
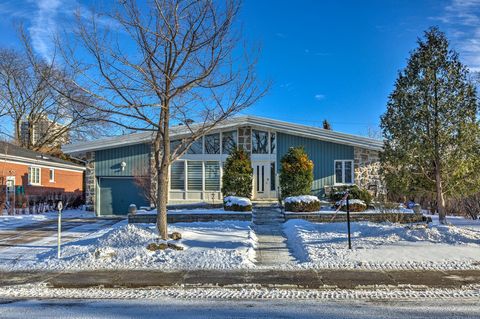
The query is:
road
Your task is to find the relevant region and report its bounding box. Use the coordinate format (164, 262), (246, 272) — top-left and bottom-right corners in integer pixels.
(0, 298), (478, 318)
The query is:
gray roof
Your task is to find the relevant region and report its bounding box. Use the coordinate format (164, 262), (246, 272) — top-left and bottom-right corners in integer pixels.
(63, 115), (384, 153)
(0, 141), (85, 169)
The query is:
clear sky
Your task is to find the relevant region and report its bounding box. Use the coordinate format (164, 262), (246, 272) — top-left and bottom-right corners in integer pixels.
(0, 0), (479, 137)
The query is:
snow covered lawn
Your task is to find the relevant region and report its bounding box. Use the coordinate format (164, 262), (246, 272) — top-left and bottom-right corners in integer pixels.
(284, 217), (480, 271)
(24, 220), (256, 271)
(0, 209), (95, 230)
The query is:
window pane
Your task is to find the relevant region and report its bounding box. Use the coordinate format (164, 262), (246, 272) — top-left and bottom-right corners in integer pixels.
(252, 130), (268, 154)
(170, 161), (185, 190)
(50, 169), (54, 181)
(204, 133), (220, 154)
(222, 130), (237, 154)
(344, 161), (353, 184)
(205, 161), (220, 191)
(187, 138), (203, 154)
(187, 161), (203, 190)
(270, 162), (276, 191)
(335, 162), (343, 184)
(270, 132), (276, 154)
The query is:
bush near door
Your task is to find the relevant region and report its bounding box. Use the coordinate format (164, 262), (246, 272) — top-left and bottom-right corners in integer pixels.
(279, 147), (314, 198)
(221, 148), (253, 198)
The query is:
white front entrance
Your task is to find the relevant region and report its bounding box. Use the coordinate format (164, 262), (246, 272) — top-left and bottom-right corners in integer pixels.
(252, 161), (277, 199)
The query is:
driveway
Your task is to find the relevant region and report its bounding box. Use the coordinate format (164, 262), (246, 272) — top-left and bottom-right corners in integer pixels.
(0, 217), (121, 268)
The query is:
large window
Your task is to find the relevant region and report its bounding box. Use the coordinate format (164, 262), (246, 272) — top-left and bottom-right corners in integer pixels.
(222, 130), (237, 154)
(205, 161), (220, 191)
(270, 132), (276, 154)
(204, 133), (220, 154)
(28, 166), (41, 185)
(170, 161), (185, 190)
(187, 138), (203, 154)
(187, 161), (203, 190)
(252, 130), (269, 154)
(334, 160), (354, 184)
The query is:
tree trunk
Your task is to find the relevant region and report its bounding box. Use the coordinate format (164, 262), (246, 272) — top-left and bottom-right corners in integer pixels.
(155, 105), (170, 240)
(156, 160), (169, 240)
(435, 166), (446, 224)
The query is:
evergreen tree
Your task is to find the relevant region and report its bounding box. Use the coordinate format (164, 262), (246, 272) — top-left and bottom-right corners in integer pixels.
(322, 119), (332, 130)
(279, 146), (314, 198)
(380, 27), (480, 223)
(222, 148), (253, 198)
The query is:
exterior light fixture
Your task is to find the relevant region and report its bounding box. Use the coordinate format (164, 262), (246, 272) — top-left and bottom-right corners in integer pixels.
(120, 161), (127, 171)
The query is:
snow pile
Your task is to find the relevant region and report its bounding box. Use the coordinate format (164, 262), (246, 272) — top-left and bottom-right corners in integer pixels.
(284, 195), (319, 204)
(224, 196), (252, 207)
(284, 219), (480, 270)
(30, 221), (256, 270)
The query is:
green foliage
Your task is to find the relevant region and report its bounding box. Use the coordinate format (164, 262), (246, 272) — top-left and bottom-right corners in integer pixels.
(221, 148), (253, 198)
(329, 185), (373, 206)
(339, 201), (367, 212)
(284, 200), (320, 212)
(380, 27), (480, 202)
(279, 147), (314, 198)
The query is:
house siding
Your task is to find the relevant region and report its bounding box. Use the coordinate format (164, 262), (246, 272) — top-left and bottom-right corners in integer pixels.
(95, 143), (151, 177)
(276, 132), (354, 197)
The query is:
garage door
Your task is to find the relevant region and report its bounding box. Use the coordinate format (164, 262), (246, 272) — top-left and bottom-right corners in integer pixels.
(98, 177), (149, 215)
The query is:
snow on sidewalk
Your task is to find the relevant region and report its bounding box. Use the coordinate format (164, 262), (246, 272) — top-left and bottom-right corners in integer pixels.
(3, 220), (257, 271)
(0, 283), (479, 301)
(283, 218), (480, 271)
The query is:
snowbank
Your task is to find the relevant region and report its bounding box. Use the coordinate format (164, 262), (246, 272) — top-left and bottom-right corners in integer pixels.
(20, 220), (256, 271)
(284, 195), (319, 204)
(283, 219), (480, 270)
(224, 196), (252, 207)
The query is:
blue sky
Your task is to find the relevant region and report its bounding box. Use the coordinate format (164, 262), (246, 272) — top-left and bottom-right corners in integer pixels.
(0, 0), (479, 137)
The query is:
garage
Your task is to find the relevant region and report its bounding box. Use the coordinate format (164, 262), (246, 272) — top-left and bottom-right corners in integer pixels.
(97, 177), (149, 215)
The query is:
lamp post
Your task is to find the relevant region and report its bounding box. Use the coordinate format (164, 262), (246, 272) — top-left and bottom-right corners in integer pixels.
(346, 191), (352, 250)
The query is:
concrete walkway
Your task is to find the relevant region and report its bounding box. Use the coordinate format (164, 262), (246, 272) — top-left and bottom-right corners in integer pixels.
(1, 269), (480, 289)
(252, 207), (296, 267)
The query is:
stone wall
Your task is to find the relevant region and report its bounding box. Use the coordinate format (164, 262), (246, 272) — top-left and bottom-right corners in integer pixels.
(354, 147), (385, 197)
(84, 151), (96, 211)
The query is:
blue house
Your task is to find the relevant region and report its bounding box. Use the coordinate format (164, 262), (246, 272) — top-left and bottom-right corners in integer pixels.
(63, 116), (383, 215)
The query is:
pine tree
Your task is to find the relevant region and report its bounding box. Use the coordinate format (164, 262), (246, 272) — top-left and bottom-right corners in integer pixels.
(380, 27), (480, 223)
(222, 148), (253, 198)
(322, 119), (332, 130)
(279, 146), (314, 198)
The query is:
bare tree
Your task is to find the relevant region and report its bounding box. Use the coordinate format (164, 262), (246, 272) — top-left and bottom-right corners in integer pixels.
(0, 32), (109, 153)
(59, 0), (268, 239)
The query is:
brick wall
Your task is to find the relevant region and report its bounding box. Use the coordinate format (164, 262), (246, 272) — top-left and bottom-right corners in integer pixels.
(0, 161), (83, 195)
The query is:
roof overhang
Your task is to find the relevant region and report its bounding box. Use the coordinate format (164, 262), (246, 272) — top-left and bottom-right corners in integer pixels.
(63, 115), (383, 154)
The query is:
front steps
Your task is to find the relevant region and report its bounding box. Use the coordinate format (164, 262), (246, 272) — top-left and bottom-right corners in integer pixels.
(252, 206), (285, 225)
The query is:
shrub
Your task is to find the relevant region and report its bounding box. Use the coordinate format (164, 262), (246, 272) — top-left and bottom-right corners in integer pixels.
(223, 196), (252, 212)
(279, 147), (314, 198)
(337, 199), (367, 212)
(284, 195), (320, 212)
(222, 149), (253, 198)
(329, 185), (372, 206)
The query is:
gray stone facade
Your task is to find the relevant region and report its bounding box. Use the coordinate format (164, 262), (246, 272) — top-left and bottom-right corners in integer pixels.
(238, 126), (252, 153)
(354, 147), (385, 197)
(84, 151), (96, 211)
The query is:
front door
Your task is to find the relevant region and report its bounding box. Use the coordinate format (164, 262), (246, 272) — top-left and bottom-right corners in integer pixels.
(253, 162), (277, 199)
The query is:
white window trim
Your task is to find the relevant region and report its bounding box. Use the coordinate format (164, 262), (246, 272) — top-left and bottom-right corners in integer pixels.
(334, 160), (354, 185)
(49, 169), (55, 182)
(29, 166), (41, 186)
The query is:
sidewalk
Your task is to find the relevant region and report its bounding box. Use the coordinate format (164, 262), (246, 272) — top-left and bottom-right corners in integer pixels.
(1, 269), (479, 289)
